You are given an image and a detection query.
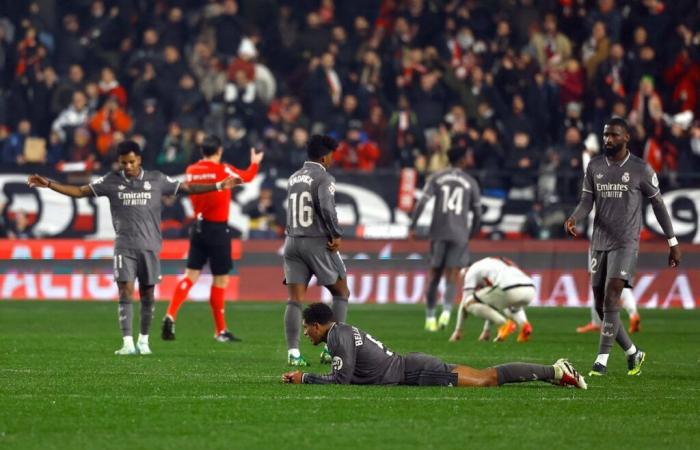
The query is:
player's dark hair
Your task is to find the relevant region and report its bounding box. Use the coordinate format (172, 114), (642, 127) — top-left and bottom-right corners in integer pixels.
(117, 140), (142, 157)
(201, 135), (223, 156)
(448, 146), (467, 165)
(307, 134), (338, 160)
(303, 303), (335, 325)
(605, 116), (630, 133)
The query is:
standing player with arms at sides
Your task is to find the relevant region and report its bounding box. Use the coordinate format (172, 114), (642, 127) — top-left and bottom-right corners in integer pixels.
(448, 256), (534, 343)
(161, 136), (263, 342)
(283, 135), (350, 367)
(27, 140), (241, 355)
(409, 147), (481, 332)
(565, 117), (681, 376)
(282, 303), (587, 390)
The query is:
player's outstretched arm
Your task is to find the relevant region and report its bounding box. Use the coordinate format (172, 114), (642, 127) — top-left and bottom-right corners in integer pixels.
(27, 174), (91, 198)
(649, 194), (681, 267)
(180, 176), (242, 194)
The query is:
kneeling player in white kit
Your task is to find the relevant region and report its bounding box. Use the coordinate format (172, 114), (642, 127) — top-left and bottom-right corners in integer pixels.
(449, 257), (535, 343)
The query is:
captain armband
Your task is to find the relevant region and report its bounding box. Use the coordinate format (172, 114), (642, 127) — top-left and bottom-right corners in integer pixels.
(668, 237), (679, 247)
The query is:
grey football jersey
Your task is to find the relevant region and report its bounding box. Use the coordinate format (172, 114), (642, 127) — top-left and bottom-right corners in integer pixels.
(303, 323), (405, 385)
(285, 161), (342, 238)
(411, 168), (481, 242)
(89, 169), (180, 251)
(583, 153), (660, 251)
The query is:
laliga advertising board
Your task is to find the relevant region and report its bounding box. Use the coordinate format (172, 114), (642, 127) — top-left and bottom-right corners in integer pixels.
(0, 240), (698, 308)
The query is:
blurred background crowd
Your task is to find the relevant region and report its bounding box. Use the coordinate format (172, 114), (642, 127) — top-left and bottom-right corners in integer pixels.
(1, 0), (699, 238)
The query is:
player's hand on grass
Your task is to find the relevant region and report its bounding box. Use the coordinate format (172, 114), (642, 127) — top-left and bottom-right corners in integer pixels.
(327, 237), (341, 252)
(448, 330), (462, 342)
(250, 147), (264, 165)
(282, 371), (303, 384)
(27, 174), (50, 188)
(564, 218), (577, 238)
(669, 245), (681, 268)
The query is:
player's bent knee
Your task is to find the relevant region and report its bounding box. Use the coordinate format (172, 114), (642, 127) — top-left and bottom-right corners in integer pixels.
(286, 300), (303, 308)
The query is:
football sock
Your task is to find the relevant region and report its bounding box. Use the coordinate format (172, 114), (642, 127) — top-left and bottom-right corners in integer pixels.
(495, 363), (555, 385)
(123, 336), (134, 347)
(331, 295), (348, 323)
(614, 317), (634, 352)
(625, 344), (637, 356)
(137, 333), (149, 344)
(590, 305), (602, 326)
(443, 281), (457, 314)
(288, 348), (301, 358)
(167, 277), (194, 320)
(598, 310), (622, 355)
(285, 301), (302, 350)
(139, 291), (155, 336)
(621, 288), (638, 316)
(466, 302), (507, 326)
(210, 286), (227, 334)
(118, 291), (133, 337)
(425, 276), (440, 319)
(510, 307), (528, 326)
(595, 354), (609, 366)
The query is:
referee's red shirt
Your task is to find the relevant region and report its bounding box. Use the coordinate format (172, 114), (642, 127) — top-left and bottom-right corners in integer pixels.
(185, 160), (259, 222)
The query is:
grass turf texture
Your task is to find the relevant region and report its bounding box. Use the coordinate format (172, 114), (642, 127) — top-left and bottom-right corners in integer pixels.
(1, 302), (699, 450)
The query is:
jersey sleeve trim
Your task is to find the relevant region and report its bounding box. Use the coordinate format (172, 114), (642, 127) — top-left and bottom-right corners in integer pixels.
(647, 190), (660, 199)
(88, 184), (98, 197)
(173, 181), (181, 196)
(582, 188), (593, 193)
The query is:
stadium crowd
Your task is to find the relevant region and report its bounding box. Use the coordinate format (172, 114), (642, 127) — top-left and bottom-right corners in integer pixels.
(0, 0), (699, 238)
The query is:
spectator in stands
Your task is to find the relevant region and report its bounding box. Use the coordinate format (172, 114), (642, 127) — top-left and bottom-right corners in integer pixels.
(530, 12), (572, 73)
(334, 121), (380, 172)
(97, 66), (126, 106)
(55, 14), (87, 74)
(88, 95), (132, 159)
(243, 186), (283, 239)
(132, 98), (167, 167)
(582, 21), (610, 82)
(506, 131), (539, 193)
(158, 121), (190, 168)
(306, 52), (342, 127)
(173, 73), (206, 130)
(7, 209), (34, 239)
(63, 126), (95, 164)
(52, 90), (89, 142)
(212, 0), (243, 58)
(2, 119), (32, 165)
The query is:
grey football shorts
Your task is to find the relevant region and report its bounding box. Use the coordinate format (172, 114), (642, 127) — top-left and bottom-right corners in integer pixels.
(113, 248), (161, 285)
(401, 352), (458, 386)
(430, 240), (469, 269)
(283, 236), (347, 286)
(590, 247), (638, 289)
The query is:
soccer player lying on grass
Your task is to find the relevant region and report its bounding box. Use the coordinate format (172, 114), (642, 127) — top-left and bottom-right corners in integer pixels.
(282, 303), (586, 389)
(448, 257), (534, 343)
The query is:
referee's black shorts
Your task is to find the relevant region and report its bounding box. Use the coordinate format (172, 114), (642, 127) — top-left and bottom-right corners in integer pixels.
(186, 220), (232, 275)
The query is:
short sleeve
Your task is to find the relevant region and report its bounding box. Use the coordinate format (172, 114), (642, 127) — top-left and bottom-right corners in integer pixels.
(582, 164), (594, 194)
(158, 172), (181, 196)
(640, 163), (660, 198)
(470, 175), (481, 208)
(422, 174), (437, 197)
(89, 173), (113, 197)
(327, 327), (357, 384)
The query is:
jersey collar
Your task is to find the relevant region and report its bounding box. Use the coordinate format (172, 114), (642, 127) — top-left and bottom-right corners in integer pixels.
(605, 151), (630, 167)
(120, 168), (145, 181)
(304, 161), (326, 171)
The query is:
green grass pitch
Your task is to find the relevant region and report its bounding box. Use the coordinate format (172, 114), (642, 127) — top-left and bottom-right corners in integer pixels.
(1, 301), (699, 450)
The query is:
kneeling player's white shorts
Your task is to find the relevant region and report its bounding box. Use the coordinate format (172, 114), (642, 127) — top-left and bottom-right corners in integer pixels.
(474, 285), (535, 310)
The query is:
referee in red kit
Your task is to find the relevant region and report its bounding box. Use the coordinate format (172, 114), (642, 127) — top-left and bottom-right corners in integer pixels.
(162, 135), (263, 342)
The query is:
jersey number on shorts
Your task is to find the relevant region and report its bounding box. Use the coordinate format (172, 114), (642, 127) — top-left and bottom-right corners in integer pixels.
(289, 191), (314, 228)
(365, 333), (394, 356)
(441, 185), (463, 215)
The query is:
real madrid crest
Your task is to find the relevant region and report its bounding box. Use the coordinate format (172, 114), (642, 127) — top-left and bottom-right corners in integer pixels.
(144, 181), (151, 190)
(621, 172), (630, 183)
